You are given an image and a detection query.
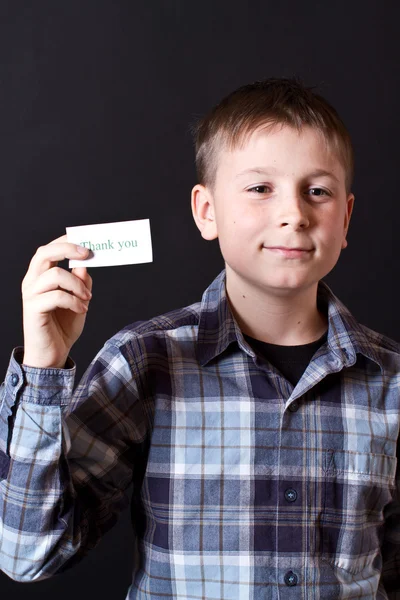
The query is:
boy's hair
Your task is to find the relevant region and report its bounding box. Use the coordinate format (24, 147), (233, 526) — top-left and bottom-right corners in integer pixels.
(190, 76), (354, 195)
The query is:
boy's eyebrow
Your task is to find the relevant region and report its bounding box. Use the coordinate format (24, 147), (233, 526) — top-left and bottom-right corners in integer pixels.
(235, 167), (340, 183)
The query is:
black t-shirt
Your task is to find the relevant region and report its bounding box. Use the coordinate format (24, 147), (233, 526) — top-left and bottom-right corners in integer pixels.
(244, 329), (329, 387)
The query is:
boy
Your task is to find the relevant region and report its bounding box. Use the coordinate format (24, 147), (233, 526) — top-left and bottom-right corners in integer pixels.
(1, 77), (400, 599)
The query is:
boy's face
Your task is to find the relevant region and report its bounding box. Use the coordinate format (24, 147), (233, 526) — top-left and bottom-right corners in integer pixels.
(192, 124), (355, 298)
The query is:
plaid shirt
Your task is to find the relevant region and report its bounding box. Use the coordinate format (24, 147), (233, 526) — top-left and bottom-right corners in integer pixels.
(1, 268), (400, 599)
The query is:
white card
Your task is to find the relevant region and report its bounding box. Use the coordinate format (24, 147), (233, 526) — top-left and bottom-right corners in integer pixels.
(67, 219), (153, 268)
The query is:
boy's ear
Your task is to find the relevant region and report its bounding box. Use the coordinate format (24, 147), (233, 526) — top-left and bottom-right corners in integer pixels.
(191, 184), (218, 240)
(341, 192), (355, 250)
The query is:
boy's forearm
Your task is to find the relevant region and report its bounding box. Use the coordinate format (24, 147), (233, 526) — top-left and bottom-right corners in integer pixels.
(0, 344), (139, 582)
(0, 349), (79, 580)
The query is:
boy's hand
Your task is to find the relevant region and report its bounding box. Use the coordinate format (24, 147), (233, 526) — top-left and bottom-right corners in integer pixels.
(21, 235), (93, 369)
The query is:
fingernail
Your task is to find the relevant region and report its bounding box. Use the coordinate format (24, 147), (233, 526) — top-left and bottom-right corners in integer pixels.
(77, 245), (89, 255)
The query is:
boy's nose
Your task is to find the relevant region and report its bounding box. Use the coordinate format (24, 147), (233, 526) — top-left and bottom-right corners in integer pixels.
(279, 196), (310, 229)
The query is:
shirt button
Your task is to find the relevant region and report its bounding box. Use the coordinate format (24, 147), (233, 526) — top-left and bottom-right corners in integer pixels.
(289, 401), (299, 412)
(284, 488), (297, 502)
(284, 571), (298, 586)
(11, 373), (19, 387)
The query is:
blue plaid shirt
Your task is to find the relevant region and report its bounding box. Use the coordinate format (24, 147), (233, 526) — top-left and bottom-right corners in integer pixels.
(1, 268), (400, 599)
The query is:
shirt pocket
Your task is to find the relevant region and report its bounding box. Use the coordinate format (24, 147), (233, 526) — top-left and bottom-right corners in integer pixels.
(321, 448), (397, 575)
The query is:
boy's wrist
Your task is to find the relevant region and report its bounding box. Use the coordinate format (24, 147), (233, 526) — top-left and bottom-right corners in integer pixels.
(17, 348), (73, 370)
(22, 358), (67, 369)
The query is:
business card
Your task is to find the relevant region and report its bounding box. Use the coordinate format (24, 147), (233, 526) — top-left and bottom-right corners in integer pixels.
(66, 219), (153, 268)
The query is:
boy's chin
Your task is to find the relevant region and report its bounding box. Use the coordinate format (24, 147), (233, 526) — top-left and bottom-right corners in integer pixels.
(246, 274), (321, 296)
(225, 263), (325, 295)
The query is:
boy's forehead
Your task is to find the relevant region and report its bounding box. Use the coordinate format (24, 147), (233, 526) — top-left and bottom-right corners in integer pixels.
(227, 124), (332, 157)
(216, 124), (344, 177)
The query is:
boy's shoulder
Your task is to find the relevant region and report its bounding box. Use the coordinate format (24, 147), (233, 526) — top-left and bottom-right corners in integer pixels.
(356, 322), (400, 356)
(317, 279), (400, 368)
(349, 321), (400, 376)
(106, 300), (203, 349)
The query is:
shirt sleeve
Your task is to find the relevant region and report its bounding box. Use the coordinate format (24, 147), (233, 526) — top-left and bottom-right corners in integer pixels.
(381, 435), (400, 597)
(0, 341), (148, 582)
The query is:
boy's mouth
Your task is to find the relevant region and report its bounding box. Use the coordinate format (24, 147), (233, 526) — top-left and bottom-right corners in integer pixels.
(264, 246), (314, 258)
(267, 246), (313, 251)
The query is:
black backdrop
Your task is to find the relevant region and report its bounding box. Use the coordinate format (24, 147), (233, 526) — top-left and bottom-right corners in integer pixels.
(1, 1), (399, 598)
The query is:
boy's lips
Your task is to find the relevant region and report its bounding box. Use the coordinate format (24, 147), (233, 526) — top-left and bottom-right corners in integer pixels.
(264, 246), (314, 258)
(264, 246), (314, 251)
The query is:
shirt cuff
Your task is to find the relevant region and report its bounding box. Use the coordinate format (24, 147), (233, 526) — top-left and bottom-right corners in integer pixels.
(4, 347), (76, 406)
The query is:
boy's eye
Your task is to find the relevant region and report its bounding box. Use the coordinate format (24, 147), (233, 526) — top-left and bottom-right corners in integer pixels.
(248, 185), (270, 193)
(308, 187), (329, 197)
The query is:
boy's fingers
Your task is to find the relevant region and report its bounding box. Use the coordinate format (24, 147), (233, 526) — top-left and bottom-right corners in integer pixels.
(72, 267), (93, 293)
(28, 267), (92, 301)
(31, 289), (89, 315)
(27, 242), (90, 279)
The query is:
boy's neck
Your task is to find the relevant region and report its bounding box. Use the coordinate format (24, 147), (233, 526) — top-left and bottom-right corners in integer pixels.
(225, 267), (328, 346)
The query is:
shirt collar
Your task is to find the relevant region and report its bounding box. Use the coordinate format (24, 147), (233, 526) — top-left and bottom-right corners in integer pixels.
(196, 268), (383, 372)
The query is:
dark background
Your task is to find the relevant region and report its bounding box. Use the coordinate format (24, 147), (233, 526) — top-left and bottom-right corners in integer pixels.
(0, 1), (399, 598)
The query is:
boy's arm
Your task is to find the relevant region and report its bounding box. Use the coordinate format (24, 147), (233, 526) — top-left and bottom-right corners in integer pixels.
(381, 436), (400, 597)
(0, 339), (147, 582)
